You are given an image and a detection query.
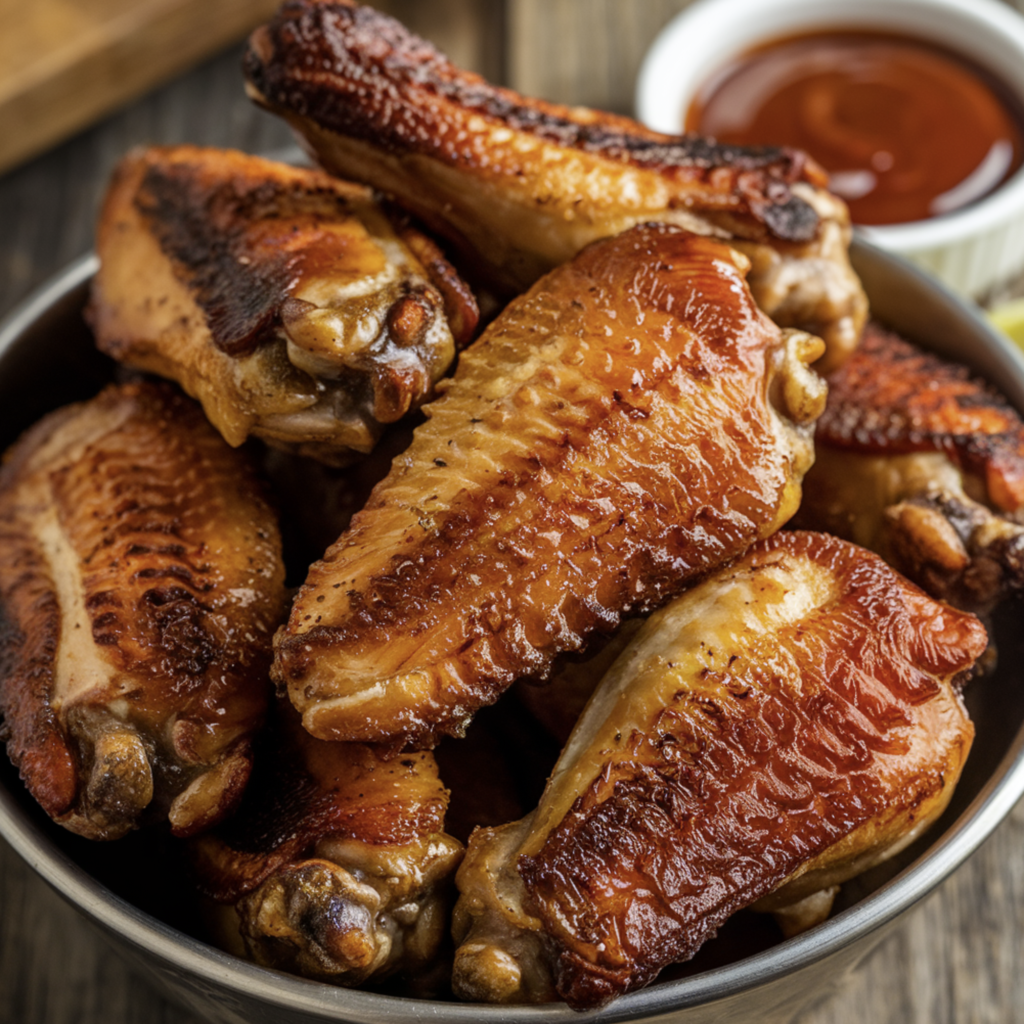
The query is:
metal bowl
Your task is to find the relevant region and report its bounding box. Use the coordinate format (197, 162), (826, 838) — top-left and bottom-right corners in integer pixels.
(2, 241), (1024, 1024)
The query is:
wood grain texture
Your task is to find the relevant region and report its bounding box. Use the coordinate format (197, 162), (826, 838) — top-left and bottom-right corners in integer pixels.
(377, 0), (507, 80)
(508, 0), (698, 113)
(0, 0), (290, 174)
(506, 0), (1024, 116)
(1, 3), (1024, 1023)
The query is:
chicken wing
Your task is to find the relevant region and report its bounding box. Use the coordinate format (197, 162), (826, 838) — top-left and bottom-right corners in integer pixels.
(88, 145), (477, 464)
(189, 701), (462, 986)
(273, 224), (827, 749)
(243, 0), (866, 372)
(793, 323), (1024, 612)
(451, 531), (985, 1009)
(0, 381), (285, 840)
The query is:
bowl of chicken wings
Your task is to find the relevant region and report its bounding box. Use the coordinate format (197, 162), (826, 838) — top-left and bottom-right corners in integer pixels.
(3, 3), (1024, 1023)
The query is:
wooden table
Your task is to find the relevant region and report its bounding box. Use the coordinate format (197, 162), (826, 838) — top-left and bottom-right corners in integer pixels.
(2, 3), (1024, 1022)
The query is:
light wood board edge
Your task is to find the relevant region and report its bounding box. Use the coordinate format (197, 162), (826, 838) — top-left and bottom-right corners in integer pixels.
(0, 0), (283, 174)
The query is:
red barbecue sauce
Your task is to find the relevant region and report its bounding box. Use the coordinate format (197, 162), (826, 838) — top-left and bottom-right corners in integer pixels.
(685, 30), (1024, 225)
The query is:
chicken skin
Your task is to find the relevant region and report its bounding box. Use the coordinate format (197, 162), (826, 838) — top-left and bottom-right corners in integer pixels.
(189, 702), (462, 987)
(0, 382), (285, 840)
(794, 323), (1024, 613)
(452, 531), (985, 1010)
(273, 225), (827, 749)
(243, 0), (866, 373)
(89, 145), (477, 464)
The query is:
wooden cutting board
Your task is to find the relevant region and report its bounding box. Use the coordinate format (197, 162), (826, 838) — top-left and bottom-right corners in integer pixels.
(0, 0), (283, 175)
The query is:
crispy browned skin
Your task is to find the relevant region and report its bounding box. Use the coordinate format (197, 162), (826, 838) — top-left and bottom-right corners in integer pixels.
(452, 531), (984, 1009)
(273, 225), (827, 748)
(89, 145), (477, 464)
(243, 0), (866, 372)
(0, 382), (285, 840)
(794, 323), (1024, 611)
(189, 702), (461, 985)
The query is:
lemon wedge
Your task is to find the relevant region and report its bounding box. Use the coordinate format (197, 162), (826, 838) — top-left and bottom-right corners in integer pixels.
(989, 297), (1024, 351)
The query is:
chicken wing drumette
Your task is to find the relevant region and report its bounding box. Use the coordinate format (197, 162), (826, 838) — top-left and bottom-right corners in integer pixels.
(452, 531), (985, 1009)
(273, 224), (827, 749)
(793, 323), (1024, 613)
(189, 702), (462, 987)
(89, 145), (477, 464)
(243, 0), (866, 372)
(0, 382), (285, 840)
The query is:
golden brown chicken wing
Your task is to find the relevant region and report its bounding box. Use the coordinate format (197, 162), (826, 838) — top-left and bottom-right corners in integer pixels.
(273, 224), (827, 749)
(189, 701), (462, 986)
(0, 381), (286, 840)
(88, 145), (477, 464)
(794, 323), (1024, 612)
(451, 531), (985, 1009)
(243, 0), (866, 371)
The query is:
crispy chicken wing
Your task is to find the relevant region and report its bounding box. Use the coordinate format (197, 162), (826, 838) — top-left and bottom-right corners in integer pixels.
(273, 225), (827, 749)
(189, 702), (462, 986)
(243, 0), (866, 372)
(88, 145), (477, 464)
(793, 323), (1024, 612)
(451, 531), (985, 1009)
(0, 382), (285, 840)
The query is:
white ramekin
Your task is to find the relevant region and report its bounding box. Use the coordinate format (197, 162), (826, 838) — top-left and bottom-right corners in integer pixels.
(636, 0), (1024, 299)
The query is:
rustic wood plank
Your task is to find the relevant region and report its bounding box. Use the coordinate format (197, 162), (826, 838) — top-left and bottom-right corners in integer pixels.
(0, 0), (286, 174)
(2, 802), (1023, 1023)
(0, 839), (205, 1024)
(507, 0), (698, 113)
(0, 0), (505, 319)
(378, 0), (507, 79)
(0, 42), (275, 1024)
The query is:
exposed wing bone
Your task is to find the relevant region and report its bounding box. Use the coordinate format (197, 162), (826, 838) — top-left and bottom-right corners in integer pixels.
(89, 145), (477, 464)
(189, 702), (462, 986)
(795, 323), (1024, 612)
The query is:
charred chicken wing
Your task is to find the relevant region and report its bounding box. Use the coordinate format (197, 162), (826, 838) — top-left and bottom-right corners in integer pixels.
(452, 531), (985, 1009)
(89, 145), (477, 464)
(273, 224), (827, 749)
(244, 0), (866, 372)
(0, 382), (285, 840)
(794, 323), (1024, 612)
(189, 702), (462, 986)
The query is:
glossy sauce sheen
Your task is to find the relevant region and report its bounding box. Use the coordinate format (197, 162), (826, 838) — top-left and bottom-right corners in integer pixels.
(686, 31), (1024, 225)
(89, 145), (478, 463)
(245, 1), (824, 248)
(134, 158), (388, 357)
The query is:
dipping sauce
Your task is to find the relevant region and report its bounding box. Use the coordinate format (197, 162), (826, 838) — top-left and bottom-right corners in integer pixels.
(685, 30), (1024, 225)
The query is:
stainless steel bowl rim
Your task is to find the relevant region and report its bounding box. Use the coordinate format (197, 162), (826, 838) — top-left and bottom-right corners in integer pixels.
(1, 245), (1023, 1022)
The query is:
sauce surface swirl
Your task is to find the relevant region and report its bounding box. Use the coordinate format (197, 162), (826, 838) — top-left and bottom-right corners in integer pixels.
(685, 30), (1024, 225)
